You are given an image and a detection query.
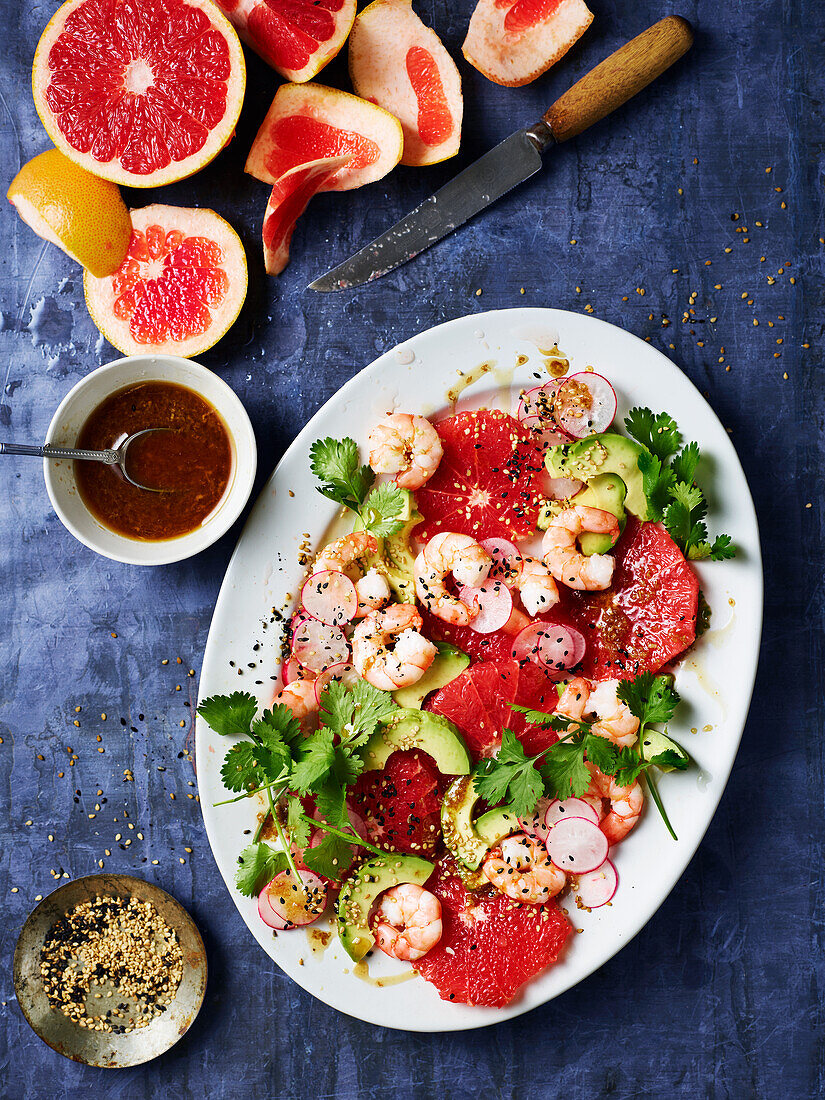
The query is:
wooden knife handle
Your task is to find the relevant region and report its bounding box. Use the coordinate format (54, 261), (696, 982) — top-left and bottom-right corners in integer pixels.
(543, 16), (694, 143)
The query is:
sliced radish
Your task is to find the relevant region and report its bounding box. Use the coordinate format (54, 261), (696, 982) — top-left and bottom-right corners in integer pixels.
(510, 621), (582, 673)
(546, 816), (609, 874)
(518, 796), (553, 844)
(459, 581), (513, 633)
(314, 662), (360, 704)
(518, 383), (557, 429)
(544, 476), (585, 500)
(553, 372), (617, 439)
(258, 869), (328, 930)
(546, 622), (586, 667)
(301, 570), (358, 627)
(545, 797), (599, 828)
(479, 537), (523, 585)
(282, 656), (303, 685)
(291, 617), (351, 674)
(575, 858), (618, 908)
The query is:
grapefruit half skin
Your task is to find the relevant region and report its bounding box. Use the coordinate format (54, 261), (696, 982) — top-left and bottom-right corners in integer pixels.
(349, 0), (463, 167)
(33, 0), (246, 188)
(84, 204), (248, 358)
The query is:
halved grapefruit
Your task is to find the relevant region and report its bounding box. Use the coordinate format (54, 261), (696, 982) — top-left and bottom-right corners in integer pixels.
(212, 0), (356, 82)
(246, 83), (403, 192)
(416, 858), (572, 1006)
(463, 0), (593, 87)
(84, 204), (247, 358)
(415, 410), (546, 543)
(32, 0), (245, 188)
(262, 155), (350, 275)
(349, 0), (462, 166)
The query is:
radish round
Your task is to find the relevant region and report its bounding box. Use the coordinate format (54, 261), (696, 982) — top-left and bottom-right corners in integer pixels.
(544, 476), (585, 500)
(575, 858), (618, 908)
(518, 796), (553, 843)
(545, 797), (600, 828)
(546, 816), (609, 874)
(314, 662), (360, 704)
(479, 537), (523, 585)
(518, 381), (568, 433)
(459, 581), (514, 633)
(510, 621), (582, 673)
(258, 869), (327, 930)
(291, 616), (351, 674)
(562, 624), (586, 666)
(301, 570), (358, 627)
(553, 372), (617, 439)
(281, 656), (304, 686)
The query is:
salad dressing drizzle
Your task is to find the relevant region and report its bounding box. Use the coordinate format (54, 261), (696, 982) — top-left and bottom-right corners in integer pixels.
(352, 959), (418, 987)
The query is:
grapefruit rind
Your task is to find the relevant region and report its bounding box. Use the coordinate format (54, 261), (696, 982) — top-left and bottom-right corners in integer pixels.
(349, 0), (462, 167)
(463, 0), (593, 87)
(245, 83), (404, 193)
(7, 149), (132, 278)
(32, 0), (246, 188)
(84, 204), (247, 358)
(262, 155), (351, 276)
(212, 0), (356, 83)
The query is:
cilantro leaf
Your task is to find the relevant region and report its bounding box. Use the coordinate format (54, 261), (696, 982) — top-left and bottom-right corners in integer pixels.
(198, 692), (257, 737)
(617, 673), (679, 728)
(581, 733), (620, 776)
(220, 742), (276, 793)
(235, 843), (290, 897)
(303, 831), (355, 881)
(321, 679), (398, 749)
(670, 441), (701, 486)
(637, 450), (675, 521)
(290, 729), (336, 793)
(361, 483), (406, 538)
(286, 795), (311, 848)
(509, 702), (565, 729)
(539, 743), (591, 800)
(709, 533), (736, 561)
(474, 729), (545, 816)
(310, 437), (374, 512)
(253, 705), (305, 751)
(624, 407), (682, 460)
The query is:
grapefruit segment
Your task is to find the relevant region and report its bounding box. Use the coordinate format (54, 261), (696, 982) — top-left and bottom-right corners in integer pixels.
(32, 0), (245, 187)
(350, 749), (443, 855)
(416, 410), (546, 543)
(416, 858), (572, 1006)
(246, 83), (403, 194)
(262, 155), (350, 275)
(463, 0), (593, 87)
(212, 0), (356, 82)
(349, 0), (462, 166)
(84, 204), (247, 357)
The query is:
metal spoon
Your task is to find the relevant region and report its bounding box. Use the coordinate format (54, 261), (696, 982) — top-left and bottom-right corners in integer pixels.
(0, 428), (175, 492)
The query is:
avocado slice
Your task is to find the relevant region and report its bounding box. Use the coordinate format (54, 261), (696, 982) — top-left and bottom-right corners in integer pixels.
(361, 709), (471, 776)
(641, 729), (691, 773)
(441, 776), (520, 870)
(381, 490), (422, 604)
(392, 642), (470, 709)
(337, 854), (434, 961)
(575, 473), (627, 555)
(545, 433), (651, 520)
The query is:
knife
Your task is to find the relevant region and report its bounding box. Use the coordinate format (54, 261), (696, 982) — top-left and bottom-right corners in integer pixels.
(309, 15), (693, 292)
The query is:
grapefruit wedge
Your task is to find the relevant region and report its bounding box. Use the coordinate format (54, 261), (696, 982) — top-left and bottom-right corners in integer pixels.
(463, 0), (593, 87)
(262, 155), (350, 275)
(349, 0), (462, 166)
(32, 0), (245, 188)
(84, 204), (247, 358)
(212, 0), (355, 82)
(246, 83), (403, 192)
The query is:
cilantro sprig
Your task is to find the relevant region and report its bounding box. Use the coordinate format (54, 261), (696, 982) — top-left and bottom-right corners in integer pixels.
(198, 680), (398, 894)
(625, 407), (736, 561)
(475, 674), (689, 839)
(309, 436), (405, 539)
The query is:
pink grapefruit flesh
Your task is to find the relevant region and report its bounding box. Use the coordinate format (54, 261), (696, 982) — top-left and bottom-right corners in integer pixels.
(262, 155), (350, 276)
(83, 204), (247, 358)
(463, 0), (593, 87)
(212, 0), (355, 82)
(246, 82), (403, 193)
(349, 0), (462, 166)
(33, 0), (245, 188)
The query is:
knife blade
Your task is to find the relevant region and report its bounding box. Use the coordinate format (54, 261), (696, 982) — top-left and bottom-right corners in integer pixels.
(309, 15), (693, 292)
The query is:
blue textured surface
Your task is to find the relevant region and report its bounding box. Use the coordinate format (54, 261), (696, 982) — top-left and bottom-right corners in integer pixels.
(1, 0), (823, 1095)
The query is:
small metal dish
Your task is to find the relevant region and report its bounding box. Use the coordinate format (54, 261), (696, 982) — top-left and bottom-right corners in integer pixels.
(13, 874), (207, 1068)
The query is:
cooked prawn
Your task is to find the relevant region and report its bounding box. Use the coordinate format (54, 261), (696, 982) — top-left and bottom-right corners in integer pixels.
(482, 833), (567, 905)
(585, 763), (644, 844)
(351, 604), (437, 690)
(355, 568), (391, 617)
(414, 532), (492, 626)
(557, 676), (639, 749)
(274, 679), (318, 720)
(374, 883), (443, 962)
(368, 413), (443, 490)
(542, 505), (619, 591)
(516, 555), (560, 616)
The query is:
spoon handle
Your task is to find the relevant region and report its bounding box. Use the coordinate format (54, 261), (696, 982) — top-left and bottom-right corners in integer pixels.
(0, 442), (119, 462)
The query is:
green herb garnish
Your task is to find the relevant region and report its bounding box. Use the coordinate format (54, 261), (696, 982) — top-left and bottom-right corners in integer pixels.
(309, 436), (405, 538)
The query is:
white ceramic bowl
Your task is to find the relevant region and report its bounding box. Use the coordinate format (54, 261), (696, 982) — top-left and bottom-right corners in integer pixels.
(44, 354), (257, 566)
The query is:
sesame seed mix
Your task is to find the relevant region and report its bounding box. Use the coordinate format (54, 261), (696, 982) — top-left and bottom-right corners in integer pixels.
(40, 895), (184, 1034)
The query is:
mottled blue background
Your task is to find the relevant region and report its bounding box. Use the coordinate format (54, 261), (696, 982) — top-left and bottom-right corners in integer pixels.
(1, 0), (823, 1095)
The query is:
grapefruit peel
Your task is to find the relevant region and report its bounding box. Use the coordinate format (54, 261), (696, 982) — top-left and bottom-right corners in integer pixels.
(32, 0), (246, 188)
(84, 204), (248, 358)
(349, 0), (462, 166)
(462, 0), (593, 87)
